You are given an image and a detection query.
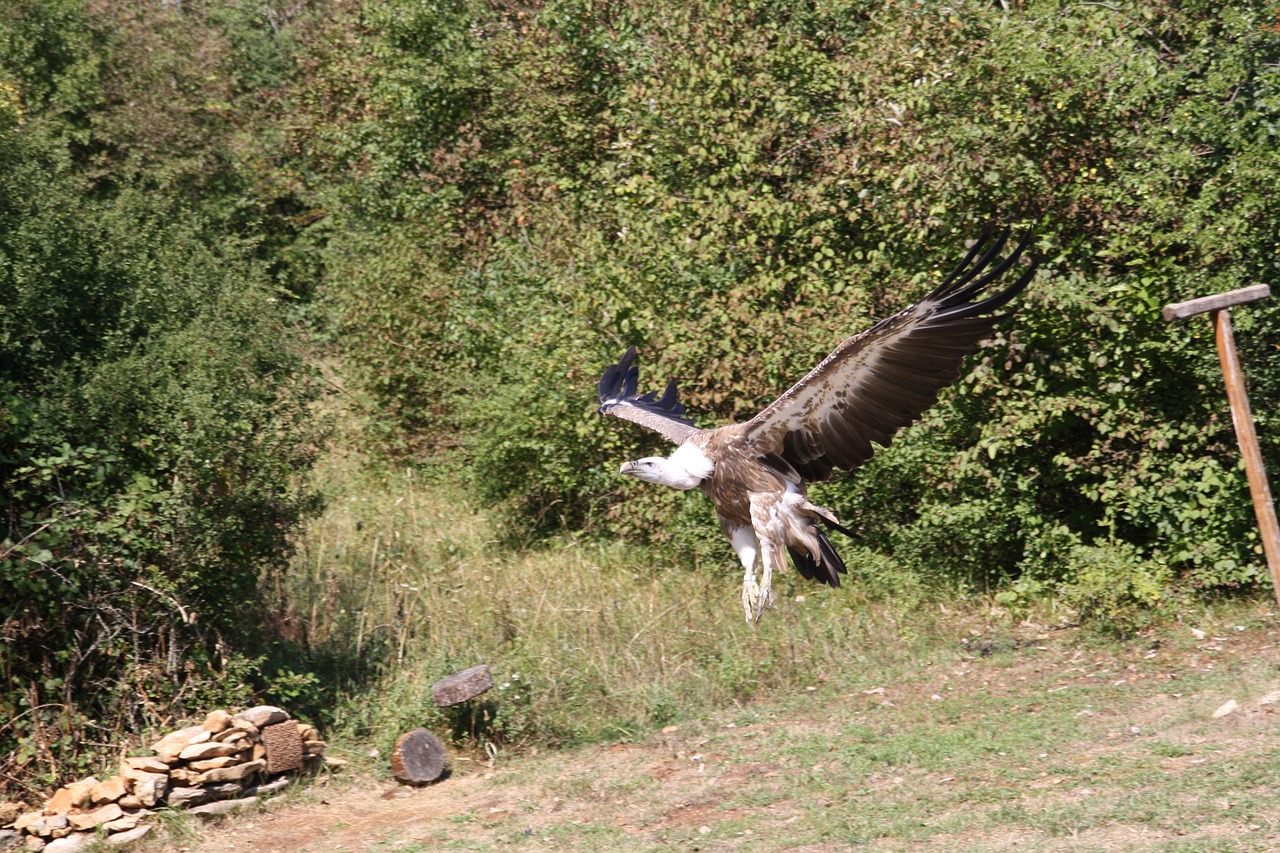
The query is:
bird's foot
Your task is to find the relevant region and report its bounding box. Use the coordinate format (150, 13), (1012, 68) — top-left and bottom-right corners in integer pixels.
(756, 563), (774, 622)
(741, 576), (762, 624)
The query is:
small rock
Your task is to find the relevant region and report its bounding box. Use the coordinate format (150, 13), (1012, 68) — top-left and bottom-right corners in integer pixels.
(234, 706), (288, 728)
(165, 787), (210, 809)
(12, 811), (42, 833)
(1212, 699), (1240, 718)
(202, 710), (234, 733)
(67, 804), (122, 832)
(322, 755), (348, 769)
(105, 826), (151, 846)
(89, 776), (128, 805)
(187, 796), (258, 818)
(116, 796), (143, 810)
(130, 773), (168, 808)
(0, 802), (22, 825)
(24, 834), (46, 851)
(1257, 688), (1280, 706)
(0, 829), (19, 850)
(302, 740), (327, 755)
(29, 816), (68, 838)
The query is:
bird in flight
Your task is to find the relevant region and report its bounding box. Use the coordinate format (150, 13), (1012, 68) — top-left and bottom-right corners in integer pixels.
(597, 228), (1038, 622)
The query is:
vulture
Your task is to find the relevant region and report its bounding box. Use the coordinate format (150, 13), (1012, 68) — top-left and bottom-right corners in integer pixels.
(597, 228), (1038, 622)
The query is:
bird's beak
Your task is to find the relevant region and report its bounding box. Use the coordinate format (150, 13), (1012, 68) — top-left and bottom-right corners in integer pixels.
(619, 461), (637, 476)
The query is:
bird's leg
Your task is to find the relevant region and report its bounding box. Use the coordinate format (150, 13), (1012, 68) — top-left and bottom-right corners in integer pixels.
(755, 545), (779, 623)
(729, 526), (761, 624)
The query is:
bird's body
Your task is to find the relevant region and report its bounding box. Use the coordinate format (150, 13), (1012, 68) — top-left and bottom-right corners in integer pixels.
(599, 228), (1038, 622)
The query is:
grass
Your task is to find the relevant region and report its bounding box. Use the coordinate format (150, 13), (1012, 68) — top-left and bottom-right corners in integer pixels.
(173, 596), (1280, 852)
(276, 441), (974, 762)
(171, 435), (1275, 852)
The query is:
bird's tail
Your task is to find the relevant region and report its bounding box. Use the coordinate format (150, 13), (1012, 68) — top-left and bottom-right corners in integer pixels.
(787, 527), (848, 588)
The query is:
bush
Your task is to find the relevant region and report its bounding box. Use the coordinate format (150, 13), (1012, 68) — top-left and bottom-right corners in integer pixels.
(0, 124), (321, 799)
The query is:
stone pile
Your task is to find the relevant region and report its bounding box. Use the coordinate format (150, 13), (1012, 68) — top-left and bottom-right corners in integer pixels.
(1, 705), (331, 852)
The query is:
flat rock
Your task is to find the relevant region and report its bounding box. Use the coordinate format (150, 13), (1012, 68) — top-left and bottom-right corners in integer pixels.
(42, 835), (94, 853)
(204, 782), (245, 801)
(89, 776), (127, 805)
(99, 813), (141, 832)
(26, 815), (68, 838)
(105, 826), (151, 846)
(165, 786), (210, 809)
(234, 706), (288, 728)
(187, 796), (258, 818)
(177, 741), (243, 762)
(188, 755), (242, 772)
(121, 756), (169, 776)
(67, 804), (122, 831)
(196, 758), (265, 785)
(246, 777), (291, 798)
(0, 829), (18, 850)
(151, 726), (205, 762)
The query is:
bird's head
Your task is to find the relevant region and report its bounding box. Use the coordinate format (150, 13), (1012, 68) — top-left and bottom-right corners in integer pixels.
(619, 445), (713, 491)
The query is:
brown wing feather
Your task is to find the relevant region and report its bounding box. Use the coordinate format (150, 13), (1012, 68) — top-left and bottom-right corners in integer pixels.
(743, 228), (1037, 479)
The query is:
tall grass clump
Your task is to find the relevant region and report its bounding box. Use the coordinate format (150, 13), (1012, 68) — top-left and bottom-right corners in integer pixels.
(274, 444), (960, 757)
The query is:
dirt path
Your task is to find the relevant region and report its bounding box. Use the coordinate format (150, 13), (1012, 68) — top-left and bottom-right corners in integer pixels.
(157, 618), (1280, 853)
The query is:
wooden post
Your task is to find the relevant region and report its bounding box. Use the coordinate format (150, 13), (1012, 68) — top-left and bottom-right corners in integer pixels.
(1163, 284), (1280, 605)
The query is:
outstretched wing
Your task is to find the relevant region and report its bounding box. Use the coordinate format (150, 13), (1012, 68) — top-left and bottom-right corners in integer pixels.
(598, 346), (701, 445)
(743, 228), (1038, 481)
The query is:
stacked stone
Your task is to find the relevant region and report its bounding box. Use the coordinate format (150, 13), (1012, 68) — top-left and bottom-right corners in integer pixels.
(0, 706), (332, 852)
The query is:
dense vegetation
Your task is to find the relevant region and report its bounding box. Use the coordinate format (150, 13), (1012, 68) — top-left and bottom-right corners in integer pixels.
(2, 0), (1278, 801)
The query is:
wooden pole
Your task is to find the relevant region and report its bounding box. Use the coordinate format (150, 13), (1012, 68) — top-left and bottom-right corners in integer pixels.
(1163, 284), (1280, 605)
(1212, 309), (1280, 602)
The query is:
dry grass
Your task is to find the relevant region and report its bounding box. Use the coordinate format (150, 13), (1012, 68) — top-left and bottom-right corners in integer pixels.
(277, 443), (978, 759)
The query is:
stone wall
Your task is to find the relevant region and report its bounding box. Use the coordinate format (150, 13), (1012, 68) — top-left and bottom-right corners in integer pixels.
(0, 706), (334, 851)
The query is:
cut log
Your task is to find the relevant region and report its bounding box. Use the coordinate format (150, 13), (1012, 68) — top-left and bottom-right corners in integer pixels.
(390, 729), (447, 785)
(431, 665), (493, 707)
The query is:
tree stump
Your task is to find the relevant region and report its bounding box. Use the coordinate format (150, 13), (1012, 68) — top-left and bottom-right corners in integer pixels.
(431, 665), (493, 707)
(390, 729), (447, 785)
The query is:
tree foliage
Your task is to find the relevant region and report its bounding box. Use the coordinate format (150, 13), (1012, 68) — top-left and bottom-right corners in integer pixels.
(308, 0), (1280, 605)
(0, 0), (324, 799)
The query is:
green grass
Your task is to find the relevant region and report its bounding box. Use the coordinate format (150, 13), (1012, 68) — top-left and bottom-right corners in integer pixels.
(278, 444), (976, 760)
(225, 441), (1280, 853)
